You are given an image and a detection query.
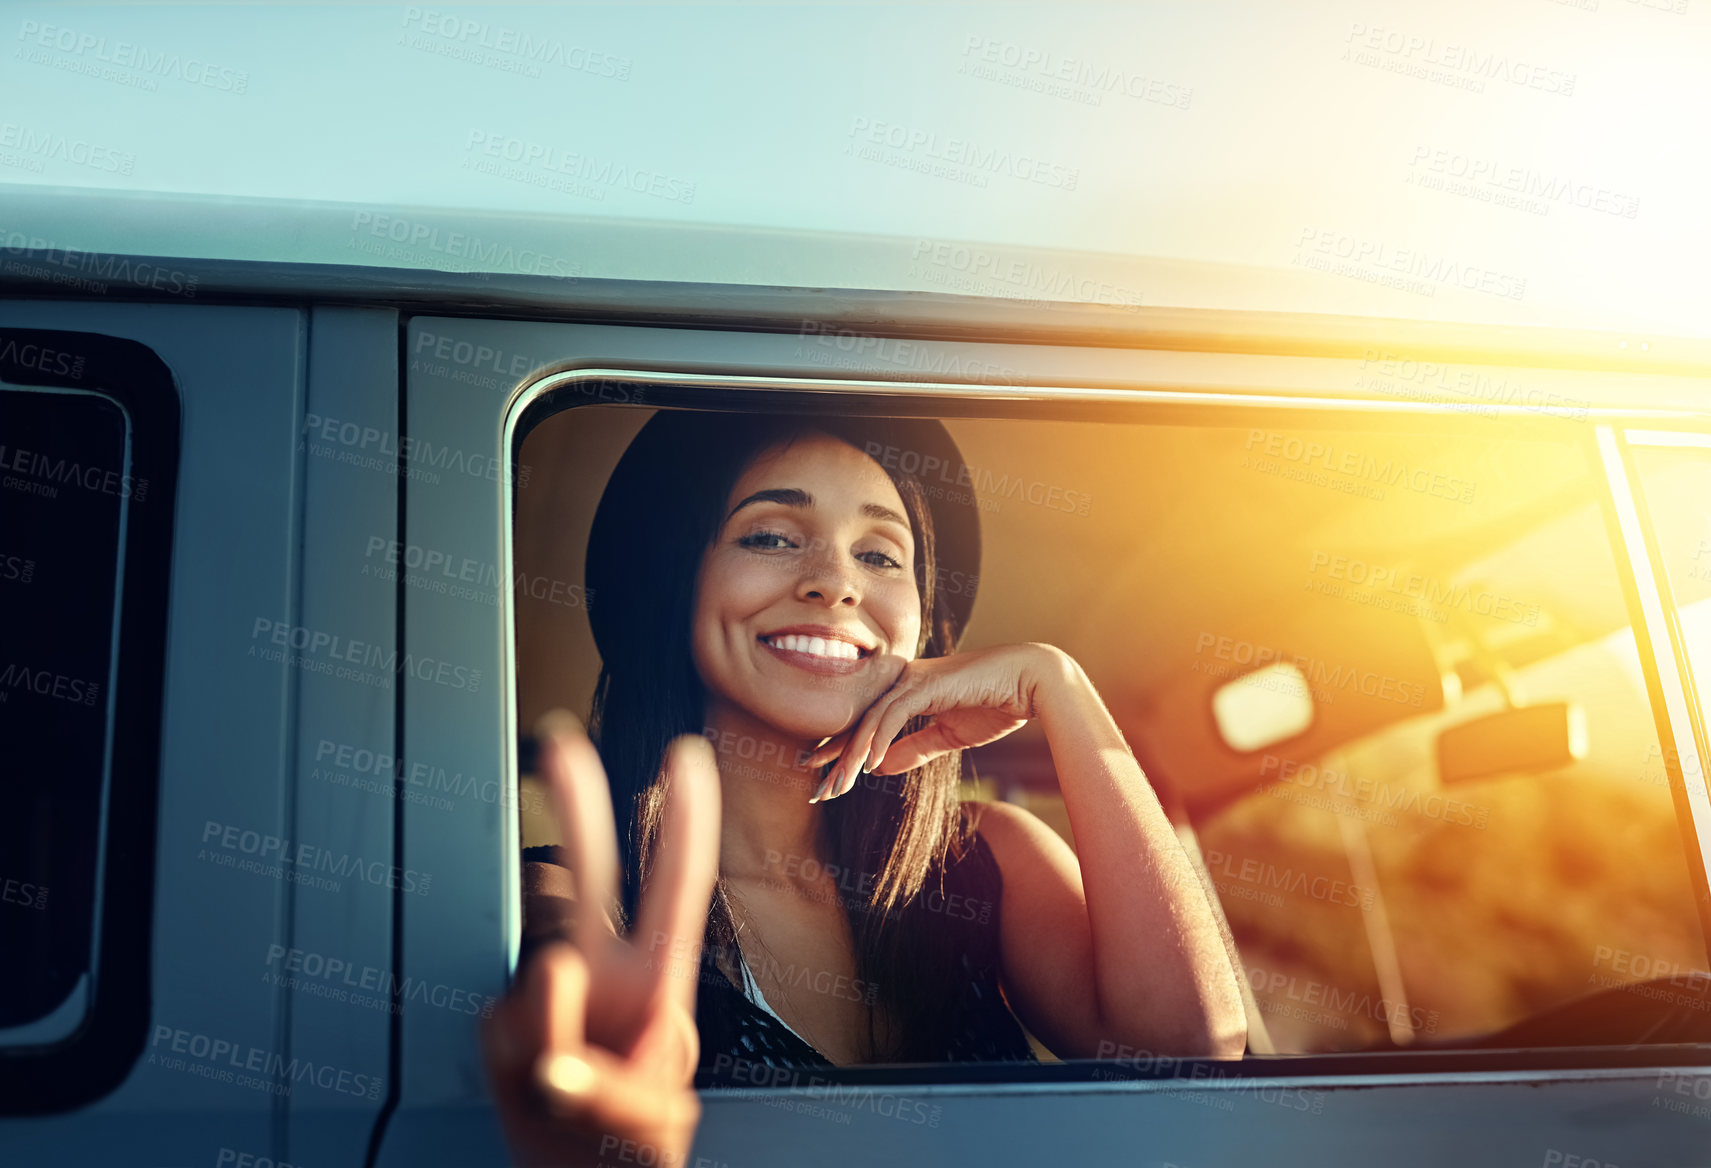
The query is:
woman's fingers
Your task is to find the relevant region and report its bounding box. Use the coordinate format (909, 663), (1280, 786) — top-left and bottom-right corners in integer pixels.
(632, 735), (723, 1016)
(542, 1045), (703, 1148)
(818, 685), (908, 801)
(484, 943), (701, 1168)
(804, 730), (851, 770)
(858, 691), (934, 781)
(870, 722), (960, 775)
(483, 942), (588, 1109)
(832, 684), (931, 799)
(535, 711), (620, 951)
(528, 942), (591, 1055)
(539, 1042), (702, 1166)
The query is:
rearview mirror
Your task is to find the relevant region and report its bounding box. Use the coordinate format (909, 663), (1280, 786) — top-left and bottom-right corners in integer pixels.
(1436, 701), (1588, 786)
(1211, 663), (1315, 753)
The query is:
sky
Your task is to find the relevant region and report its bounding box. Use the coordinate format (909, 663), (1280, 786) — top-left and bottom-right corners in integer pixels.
(3, 1), (1709, 336)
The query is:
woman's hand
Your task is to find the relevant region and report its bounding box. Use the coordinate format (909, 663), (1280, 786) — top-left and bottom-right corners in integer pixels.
(483, 714), (721, 1168)
(807, 643), (1072, 801)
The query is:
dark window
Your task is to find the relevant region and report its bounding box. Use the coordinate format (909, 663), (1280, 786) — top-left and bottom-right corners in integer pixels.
(0, 388), (127, 1034)
(0, 330), (176, 1114)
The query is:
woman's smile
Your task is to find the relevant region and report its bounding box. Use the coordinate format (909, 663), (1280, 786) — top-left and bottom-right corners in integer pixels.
(757, 623), (876, 675)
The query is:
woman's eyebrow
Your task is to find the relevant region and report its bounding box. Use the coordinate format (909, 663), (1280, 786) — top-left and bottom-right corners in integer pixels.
(725, 489), (908, 531)
(726, 487), (810, 522)
(862, 502), (908, 528)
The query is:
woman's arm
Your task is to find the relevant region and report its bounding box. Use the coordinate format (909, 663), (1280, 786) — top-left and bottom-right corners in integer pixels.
(817, 643), (1247, 1061)
(973, 648), (1247, 1059)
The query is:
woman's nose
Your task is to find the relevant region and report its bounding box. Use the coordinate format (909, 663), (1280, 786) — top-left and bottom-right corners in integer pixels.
(797, 540), (860, 607)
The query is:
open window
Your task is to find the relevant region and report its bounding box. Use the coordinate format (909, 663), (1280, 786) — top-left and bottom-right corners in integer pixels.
(505, 380), (1711, 1082)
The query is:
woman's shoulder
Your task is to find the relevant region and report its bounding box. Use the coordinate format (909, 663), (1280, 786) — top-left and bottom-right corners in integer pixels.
(959, 798), (1078, 895)
(962, 798), (1055, 861)
(947, 799), (1037, 888)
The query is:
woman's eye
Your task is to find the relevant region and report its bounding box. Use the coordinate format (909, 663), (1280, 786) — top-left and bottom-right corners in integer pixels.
(738, 530), (796, 551)
(859, 549), (903, 570)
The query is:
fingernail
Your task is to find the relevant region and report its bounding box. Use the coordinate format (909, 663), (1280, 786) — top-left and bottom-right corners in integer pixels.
(811, 770), (838, 803)
(537, 1053), (596, 1113)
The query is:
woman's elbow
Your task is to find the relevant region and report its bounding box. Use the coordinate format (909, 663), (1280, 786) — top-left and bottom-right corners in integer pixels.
(1095, 1005), (1246, 1060)
(1165, 1012), (1247, 1059)
(1197, 983), (1250, 1057)
(1205, 1013), (1248, 1059)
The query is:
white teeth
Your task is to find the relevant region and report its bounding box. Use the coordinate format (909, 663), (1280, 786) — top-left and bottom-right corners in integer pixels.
(766, 634), (861, 660)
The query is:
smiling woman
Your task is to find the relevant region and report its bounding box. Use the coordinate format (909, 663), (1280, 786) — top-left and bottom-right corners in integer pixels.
(489, 408), (1247, 1166)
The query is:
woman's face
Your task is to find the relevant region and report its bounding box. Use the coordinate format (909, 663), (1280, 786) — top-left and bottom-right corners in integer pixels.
(692, 433), (921, 741)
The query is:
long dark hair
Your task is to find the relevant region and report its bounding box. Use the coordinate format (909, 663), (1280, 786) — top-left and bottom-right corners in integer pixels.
(584, 409), (974, 1061)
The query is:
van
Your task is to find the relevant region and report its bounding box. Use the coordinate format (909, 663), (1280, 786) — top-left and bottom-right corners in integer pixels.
(2, 187), (1710, 1168)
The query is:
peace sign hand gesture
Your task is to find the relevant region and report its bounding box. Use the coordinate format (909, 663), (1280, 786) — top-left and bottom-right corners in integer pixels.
(483, 714), (721, 1168)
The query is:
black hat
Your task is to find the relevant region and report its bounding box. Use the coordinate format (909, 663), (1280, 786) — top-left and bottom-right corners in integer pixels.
(585, 411), (982, 667)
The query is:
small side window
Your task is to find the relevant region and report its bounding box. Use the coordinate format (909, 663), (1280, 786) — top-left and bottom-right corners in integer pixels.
(0, 388), (126, 1036)
(0, 331), (177, 1113)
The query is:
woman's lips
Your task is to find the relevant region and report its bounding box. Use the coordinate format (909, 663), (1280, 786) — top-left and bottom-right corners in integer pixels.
(757, 635), (871, 676)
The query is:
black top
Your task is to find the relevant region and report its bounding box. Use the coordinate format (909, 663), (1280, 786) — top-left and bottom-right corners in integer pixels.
(521, 831), (1038, 1081)
(693, 831), (1038, 1082)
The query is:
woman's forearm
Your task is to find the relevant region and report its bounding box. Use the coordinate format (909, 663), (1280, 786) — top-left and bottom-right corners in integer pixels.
(1029, 645), (1247, 1057)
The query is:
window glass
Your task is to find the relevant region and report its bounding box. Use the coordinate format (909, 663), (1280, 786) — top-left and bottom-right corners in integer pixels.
(1194, 426), (1708, 1052)
(0, 386), (126, 1034)
(513, 402), (1707, 1064)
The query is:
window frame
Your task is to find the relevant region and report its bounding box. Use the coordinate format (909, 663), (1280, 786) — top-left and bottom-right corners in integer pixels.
(1603, 428), (1711, 937)
(497, 366), (1711, 1085)
(0, 329), (179, 1114)
(389, 314), (1711, 1142)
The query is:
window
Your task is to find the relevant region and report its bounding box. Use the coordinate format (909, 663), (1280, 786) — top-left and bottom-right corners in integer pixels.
(1193, 425), (1708, 1051)
(0, 330), (176, 1112)
(509, 392), (1709, 1075)
(0, 386), (124, 1036)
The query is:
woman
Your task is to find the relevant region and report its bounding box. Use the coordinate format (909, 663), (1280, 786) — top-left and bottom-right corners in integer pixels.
(484, 411), (1246, 1167)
